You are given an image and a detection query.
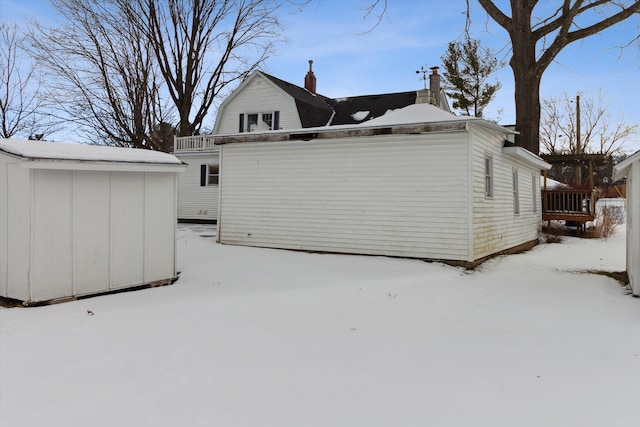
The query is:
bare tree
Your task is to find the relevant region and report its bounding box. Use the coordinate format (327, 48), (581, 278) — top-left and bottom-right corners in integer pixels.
(540, 91), (638, 155)
(0, 22), (44, 139)
(361, 1), (639, 154)
(122, 0), (285, 137)
(475, 1), (640, 154)
(28, 0), (173, 150)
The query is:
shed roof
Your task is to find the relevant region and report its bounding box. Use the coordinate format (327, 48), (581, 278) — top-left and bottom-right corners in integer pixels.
(0, 139), (183, 165)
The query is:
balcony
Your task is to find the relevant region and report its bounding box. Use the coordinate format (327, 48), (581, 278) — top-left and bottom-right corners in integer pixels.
(173, 135), (216, 153)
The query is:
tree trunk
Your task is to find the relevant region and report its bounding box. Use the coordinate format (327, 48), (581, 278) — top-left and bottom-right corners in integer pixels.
(511, 60), (541, 155)
(178, 109), (191, 137)
(509, 5), (541, 155)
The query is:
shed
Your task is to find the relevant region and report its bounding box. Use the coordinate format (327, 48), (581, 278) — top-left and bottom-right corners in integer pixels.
(0, 139), (186, 304)
(215, 104), (551, 266)
(613, 150), (640, 296)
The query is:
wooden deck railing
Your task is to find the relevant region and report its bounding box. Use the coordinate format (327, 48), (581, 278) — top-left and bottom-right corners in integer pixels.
(542, 190), (596, 221)
(173, 135), (216, 152)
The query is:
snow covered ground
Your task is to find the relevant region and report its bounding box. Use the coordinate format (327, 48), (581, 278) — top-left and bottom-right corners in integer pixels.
(1, 224), (638, 427)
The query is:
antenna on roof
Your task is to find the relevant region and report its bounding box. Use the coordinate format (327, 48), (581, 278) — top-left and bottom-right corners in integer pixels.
(416, 65), (428, 89)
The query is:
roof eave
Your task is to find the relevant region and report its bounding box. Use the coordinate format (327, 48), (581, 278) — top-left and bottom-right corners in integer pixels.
(613, 149), (640, 181)
(502, 145), (552, 170)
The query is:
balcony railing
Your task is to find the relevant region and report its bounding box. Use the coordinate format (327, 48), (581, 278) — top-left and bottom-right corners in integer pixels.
(173, 135), (216, 152)
(542, 190), (597, 221)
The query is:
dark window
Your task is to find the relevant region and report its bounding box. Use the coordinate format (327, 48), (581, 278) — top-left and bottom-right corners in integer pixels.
(208, 165), (219, 185)
(247, 114), (258, 131)
(262, 113), (273, 129)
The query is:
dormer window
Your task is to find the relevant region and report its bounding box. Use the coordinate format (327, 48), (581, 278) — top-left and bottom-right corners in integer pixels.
(239, 111), (279, 132)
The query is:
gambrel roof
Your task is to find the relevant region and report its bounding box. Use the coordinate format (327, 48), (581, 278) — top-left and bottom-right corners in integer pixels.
(260, 72), (334, 128)
(259, 72), (433, 127)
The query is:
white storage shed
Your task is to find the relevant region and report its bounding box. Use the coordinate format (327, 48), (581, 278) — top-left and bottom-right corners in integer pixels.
(0, 139), (186, 304)
(215, 104), (550, 266)
(613, 150), (640, 296)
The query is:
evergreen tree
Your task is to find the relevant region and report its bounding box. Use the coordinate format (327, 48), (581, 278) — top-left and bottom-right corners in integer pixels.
(441, 36), (501, 118)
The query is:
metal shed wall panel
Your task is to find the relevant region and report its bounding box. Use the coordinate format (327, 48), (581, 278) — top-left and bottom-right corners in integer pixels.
(110, 172), (145, 289)
(31, 170), (74, 301)
(176, 152), (219, 221)
(144, 172), (178, 282)
(0, 158), (5, 297)
(73, 171), (111, 295)
(470, 125), (541, 260)
(219, 133), (471, 260)
(6, 164), (30, 301)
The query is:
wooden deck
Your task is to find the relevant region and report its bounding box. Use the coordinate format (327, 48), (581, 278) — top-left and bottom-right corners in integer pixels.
(542, 189), (596, 222)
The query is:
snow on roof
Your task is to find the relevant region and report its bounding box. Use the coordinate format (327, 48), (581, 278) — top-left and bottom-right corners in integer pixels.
(351, 111), (370, 121)
(0, 139), (182, 164)
(362, 103), (474, 127)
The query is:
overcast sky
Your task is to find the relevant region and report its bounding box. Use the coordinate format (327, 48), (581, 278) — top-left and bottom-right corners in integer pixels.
(2, 0), (639, 151)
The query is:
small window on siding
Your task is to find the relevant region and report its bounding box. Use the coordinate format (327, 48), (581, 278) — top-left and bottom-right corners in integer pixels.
(532, 173), (538, 212)
(262, 113), (273, 129)
(247, 114), (258, 131)
(240, 111), (280, 132)
(513, 168), (520, 214)
(208, 165), (219, 185)
(484, 156), (493, 197)
(200, 164), (219, 186)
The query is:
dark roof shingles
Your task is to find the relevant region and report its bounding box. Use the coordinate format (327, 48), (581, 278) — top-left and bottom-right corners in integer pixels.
(262, 72), (417, 128)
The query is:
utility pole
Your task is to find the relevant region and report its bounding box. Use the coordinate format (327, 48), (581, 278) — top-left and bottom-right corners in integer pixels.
(575, 94), (582, 185)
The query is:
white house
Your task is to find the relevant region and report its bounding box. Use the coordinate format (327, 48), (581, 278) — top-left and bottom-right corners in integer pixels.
(173, 62), (450, 222)
(0, 139), (186, 305)
(214, 103), (551, 267)
(613, 150), (640, 296)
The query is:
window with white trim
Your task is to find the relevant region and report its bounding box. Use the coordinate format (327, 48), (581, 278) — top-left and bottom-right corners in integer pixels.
(513, 168), (520, 214)
(239, 111), (279, 132)
(200, 164), (219, 186)
(484, 156), (493, 197)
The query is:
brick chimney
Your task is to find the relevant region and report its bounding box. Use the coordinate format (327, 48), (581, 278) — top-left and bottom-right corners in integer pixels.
(304, 59), (316, 94)
(429, 66), (440, 108)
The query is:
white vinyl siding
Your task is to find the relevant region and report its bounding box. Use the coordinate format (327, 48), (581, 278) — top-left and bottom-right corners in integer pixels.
(470, 124), (542, 260)
(175, 152), (220, 221)
(219, 132), (471, 261)
(214, 74), (301, 134)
